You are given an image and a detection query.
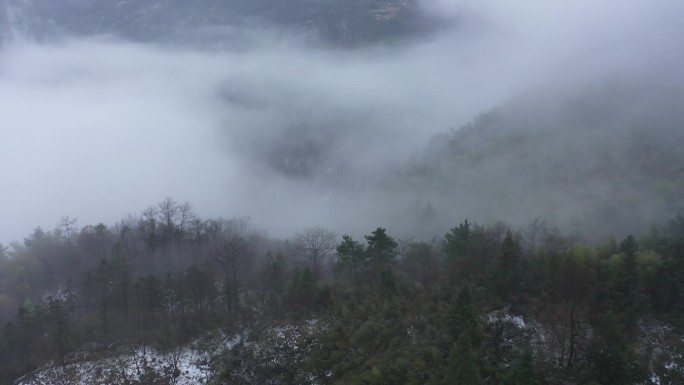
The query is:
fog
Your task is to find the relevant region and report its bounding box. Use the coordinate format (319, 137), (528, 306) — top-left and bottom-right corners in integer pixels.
(1, 0), (683, 243)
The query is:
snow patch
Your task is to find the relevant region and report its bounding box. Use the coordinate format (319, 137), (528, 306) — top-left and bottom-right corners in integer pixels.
(16, 320), (327, 385)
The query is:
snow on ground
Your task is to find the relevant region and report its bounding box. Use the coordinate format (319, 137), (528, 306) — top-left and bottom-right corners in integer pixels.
(13, 328), (249, 385)
(638, 318), (684, 385)
(484, 308), (684, 385)
(14, 320), (325, 385)
(15, 343), (212, 385)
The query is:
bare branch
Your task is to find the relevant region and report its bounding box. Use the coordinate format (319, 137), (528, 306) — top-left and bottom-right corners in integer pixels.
(294, 226), (336, 279)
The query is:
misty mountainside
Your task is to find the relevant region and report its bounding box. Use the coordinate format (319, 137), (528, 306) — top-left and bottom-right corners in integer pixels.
(0, 0), (435, 47)
(370, 82), (684, 239)
(207, 79), (684, 240)
(246, 80), (684, 239)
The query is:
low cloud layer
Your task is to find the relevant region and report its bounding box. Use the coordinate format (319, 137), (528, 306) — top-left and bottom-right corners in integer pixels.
(1, 0), (683, 243)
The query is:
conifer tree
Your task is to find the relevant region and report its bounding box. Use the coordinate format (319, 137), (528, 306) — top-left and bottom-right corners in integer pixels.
(336, 235), (366, 284)
(495, 231), (524, 303)
(503, 350), (539, 385)
(443, 332), (478, 385)
(365, 228), (398, 271)
(446, 284), (477, 342)
(444, 220), (473, 281)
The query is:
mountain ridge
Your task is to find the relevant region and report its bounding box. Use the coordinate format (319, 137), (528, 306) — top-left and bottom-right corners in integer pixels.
(0, 0), (439, 47)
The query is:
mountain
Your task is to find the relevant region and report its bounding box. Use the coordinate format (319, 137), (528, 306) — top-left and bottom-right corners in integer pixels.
(387, 82), (684, 238)
(0, 0), (438, 47)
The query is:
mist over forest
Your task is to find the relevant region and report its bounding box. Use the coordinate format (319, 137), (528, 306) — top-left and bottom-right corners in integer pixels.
(1, 1), (684, 384)
(1, 0), (682, 244)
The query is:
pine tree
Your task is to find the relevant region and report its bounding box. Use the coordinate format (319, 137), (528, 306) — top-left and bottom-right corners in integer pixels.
(495, 231), (524, 303)
(365, 228), (398, 270)
(503, 350), (539, 385)
(287, 267), (316, 311)
(443, 332), (478, 385)
(592, 341), (631, 385)
(444, 220), (473, 281)
(336, 235), (366, 284)
(47, 297), (71, 363)
(445, 284), (477, 342)
(617, 235), (646, 326)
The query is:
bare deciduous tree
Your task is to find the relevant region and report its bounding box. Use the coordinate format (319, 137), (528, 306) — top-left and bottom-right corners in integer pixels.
(58, 216), (78, 245)
(177, 202), (195, 237)
(157, 197), (179, 229)
(188, 218), (206, 264)
(522, 217), (547, 257)
(138, 206), (158, 256)
(214, 217), (253, 311)
(396, 236), (414, 260)
(205, 218), (226, 249)
(157, 197), (180, 252)
(294, 226), (336, 280)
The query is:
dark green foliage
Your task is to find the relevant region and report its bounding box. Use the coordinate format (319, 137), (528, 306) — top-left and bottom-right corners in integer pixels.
(595, 235), (648, 331)
(260, 252), (287, 312)
(287, 267), (317, 312)
(401, 241), (440, 288)
(619, 235), (639, 258)
(444, 220), (472, 261)
(444, 220), (473, 282)
(594, 350), (632, 385)
(185, 265), (217, 315)
(336, 234), (366, 284)
(443, 333), (478, 385)
(618, 236), (647, 326)
(591, 340), (632, 385)
(503, 350), (539, 385)
(47, 296), (72, 363)
(494, 231), (524, 304)
(2, 202), (684, 385)
(365, 228), (398, 270)
(445, 284), (478, 342)
(659, 239), (684, 316)
(586, 308), (636, 385)
(134, 275), (164, 316)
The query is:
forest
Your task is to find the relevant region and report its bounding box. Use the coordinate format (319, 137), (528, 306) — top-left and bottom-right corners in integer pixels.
(1, 197), (683, 384)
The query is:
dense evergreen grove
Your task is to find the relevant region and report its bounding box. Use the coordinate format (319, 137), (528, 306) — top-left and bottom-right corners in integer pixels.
(1, 198), (684, 384)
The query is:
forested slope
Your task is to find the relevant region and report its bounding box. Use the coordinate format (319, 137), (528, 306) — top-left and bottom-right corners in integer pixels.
(1, 198), (684, 384)
(388, 83), (684, 239)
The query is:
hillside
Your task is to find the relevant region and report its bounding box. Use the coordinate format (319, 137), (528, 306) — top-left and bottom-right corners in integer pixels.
(2, 212), (684, 384)
(385, 83), (684, 239)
